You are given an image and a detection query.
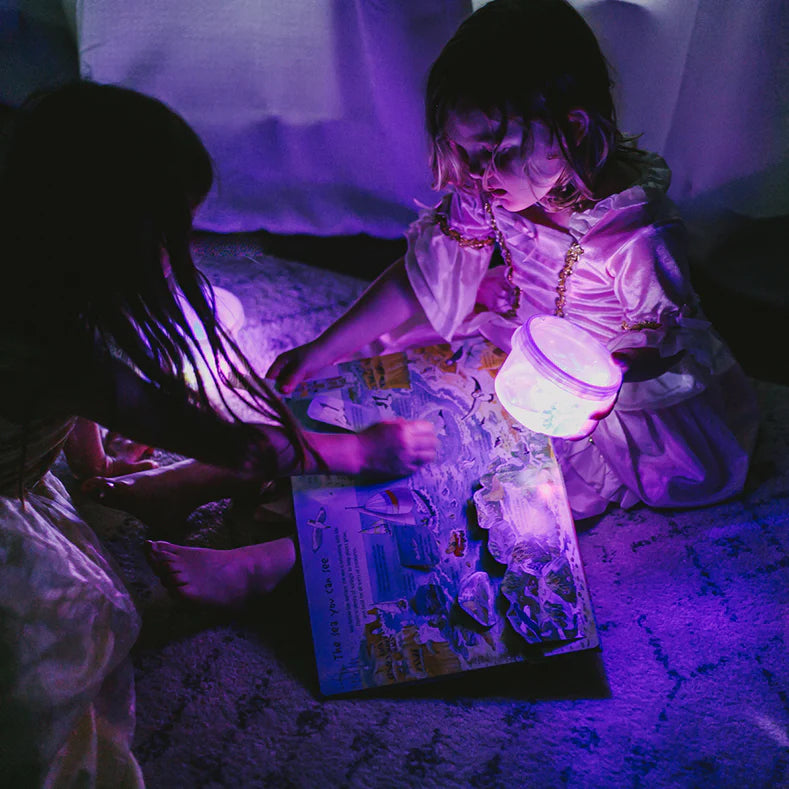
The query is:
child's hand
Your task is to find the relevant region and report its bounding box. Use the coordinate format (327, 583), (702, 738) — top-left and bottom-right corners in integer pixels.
(65, 419), (158, 479)
(475, 267), (513, 314)
(266, 340), (332, 394)
(564, 354), (627, 441)
(99, 431), (158, 476)
(99, 454), (158, 477)
(612, 348), (685, 383)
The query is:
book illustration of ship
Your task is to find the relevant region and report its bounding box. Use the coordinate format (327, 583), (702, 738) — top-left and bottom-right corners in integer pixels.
(359, 519), (392, 536)
(350, 488), (439, 568)
(346, 487), (419, 524)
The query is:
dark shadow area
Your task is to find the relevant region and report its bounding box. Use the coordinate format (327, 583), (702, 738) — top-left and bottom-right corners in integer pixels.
(132, 568), (320, 689)
(234, 569), (609, 704)
(690, 214), (789, 387)
(332, 648), (609, 703)
(257, 231), (406, 281)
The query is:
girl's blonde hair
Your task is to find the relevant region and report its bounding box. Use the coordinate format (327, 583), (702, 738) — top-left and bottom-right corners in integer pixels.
(426, 0), (639, 211)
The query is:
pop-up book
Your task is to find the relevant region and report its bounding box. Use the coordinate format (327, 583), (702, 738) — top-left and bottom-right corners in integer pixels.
(287, 338), (598, 695)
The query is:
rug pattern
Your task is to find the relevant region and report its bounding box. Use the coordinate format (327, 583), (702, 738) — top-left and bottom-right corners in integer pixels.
(61, 235), (789, 789)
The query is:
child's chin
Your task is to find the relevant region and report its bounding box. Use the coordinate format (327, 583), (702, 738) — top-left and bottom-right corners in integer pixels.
(494, 195), (532, 213)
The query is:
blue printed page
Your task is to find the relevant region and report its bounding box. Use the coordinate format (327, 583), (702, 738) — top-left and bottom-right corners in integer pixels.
(288, 339), (598, 696)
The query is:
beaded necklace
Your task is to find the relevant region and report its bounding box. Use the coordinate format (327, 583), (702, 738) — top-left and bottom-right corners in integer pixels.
(483, 198), (583, 320)
(482, 198), (521, 318)
(436, 199), (585, 321)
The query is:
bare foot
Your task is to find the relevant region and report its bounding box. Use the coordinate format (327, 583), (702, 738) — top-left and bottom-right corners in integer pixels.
(81, 464), (202, 532)
(145, 538), (296, 608)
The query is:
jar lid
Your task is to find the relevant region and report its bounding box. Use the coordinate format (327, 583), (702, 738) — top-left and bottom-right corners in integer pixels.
(514, 314), (622, 399)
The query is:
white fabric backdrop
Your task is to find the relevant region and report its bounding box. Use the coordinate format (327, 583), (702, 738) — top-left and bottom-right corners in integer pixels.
(58, 0), (789, 236)
(74, 0), (470, 237)
(573, 0), (789, 223)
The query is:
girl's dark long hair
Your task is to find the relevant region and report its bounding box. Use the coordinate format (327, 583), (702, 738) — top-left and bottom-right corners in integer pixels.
(426, 0), (639, 209)
(0, 81), (306, 473)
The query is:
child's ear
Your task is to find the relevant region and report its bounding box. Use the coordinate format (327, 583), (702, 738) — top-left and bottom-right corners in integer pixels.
(567, 109), (591, 144)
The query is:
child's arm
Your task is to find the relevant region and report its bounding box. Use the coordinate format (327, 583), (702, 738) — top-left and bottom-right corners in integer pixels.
(267, 257), (426, 393)
(304, 420), (437, 478)
(57, 354), (436, 479)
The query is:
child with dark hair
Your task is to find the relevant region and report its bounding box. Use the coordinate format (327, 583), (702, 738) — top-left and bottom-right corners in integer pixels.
(0, 81), (436, 787)
(269, 0), (758, 520)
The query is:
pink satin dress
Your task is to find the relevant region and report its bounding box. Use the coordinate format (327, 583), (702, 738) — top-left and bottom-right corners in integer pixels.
(383, 153), (758, 519)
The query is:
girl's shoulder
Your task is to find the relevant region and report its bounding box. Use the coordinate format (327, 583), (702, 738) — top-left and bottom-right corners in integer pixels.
(569, 151), (678, 238)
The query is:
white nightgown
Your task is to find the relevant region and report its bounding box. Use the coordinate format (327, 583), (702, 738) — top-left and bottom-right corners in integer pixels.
(0, 412), (143, 787)
(383, 153), (758, 519)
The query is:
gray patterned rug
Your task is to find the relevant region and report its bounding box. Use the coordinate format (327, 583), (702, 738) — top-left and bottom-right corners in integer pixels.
(60, 234), (789, 789)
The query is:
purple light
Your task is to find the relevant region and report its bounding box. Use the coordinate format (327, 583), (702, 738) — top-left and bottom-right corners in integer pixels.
(179, 286), (245, 342)
(178, 286), (245, 392)
(495, 314), (622, 438)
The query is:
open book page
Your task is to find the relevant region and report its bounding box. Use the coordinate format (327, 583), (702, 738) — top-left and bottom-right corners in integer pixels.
(288, 338), (598, 695)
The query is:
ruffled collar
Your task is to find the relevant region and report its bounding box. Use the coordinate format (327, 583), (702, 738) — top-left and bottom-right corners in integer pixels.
(491, 151), (672, 242)
(567, 151), (671, 239)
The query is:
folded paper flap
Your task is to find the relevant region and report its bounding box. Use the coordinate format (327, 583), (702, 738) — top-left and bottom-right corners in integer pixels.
(471, 462), (586, 645)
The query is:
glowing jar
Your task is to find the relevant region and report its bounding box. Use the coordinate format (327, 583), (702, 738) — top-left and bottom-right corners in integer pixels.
(494, 314), (622, 438)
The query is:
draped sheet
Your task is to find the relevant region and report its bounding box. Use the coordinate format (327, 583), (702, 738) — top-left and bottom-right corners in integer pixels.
(72, 0), (471, 236)
(2, 0), (786, 236)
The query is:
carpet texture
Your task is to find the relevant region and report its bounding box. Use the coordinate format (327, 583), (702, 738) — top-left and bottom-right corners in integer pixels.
(59, 234), (789, 789)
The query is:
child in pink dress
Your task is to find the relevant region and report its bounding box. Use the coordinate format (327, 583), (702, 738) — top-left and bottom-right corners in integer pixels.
(269, 0), (758, 519)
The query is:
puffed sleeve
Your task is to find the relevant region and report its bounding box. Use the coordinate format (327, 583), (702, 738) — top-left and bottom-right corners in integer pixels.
(0, 478), (140, 783)
(604, 214), (721, 370)
(599, 208), (739, 411)
(404, 189), (495, 342)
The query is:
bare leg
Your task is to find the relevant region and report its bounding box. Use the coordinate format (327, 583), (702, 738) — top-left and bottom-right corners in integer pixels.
(81, 460), (263, 531)
(145, 537), (296, 608)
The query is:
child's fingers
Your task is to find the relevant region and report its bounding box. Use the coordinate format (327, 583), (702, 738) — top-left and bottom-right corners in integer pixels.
(390, 420), (439, 464)
(276, 369), (300, 394)
(266, 353), (302, 393)
(265, 352), (296, 386)
(104, 458), (159, 476)
(127, 459), (158, 473)
(406, 419), (438, 438)
(409, 428), (439, 456)
(264, 355), (286, 381)
(104, 431), (155, 461)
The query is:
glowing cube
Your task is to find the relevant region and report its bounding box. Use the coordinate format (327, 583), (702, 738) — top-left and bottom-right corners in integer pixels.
(494, 314), (622, 438)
